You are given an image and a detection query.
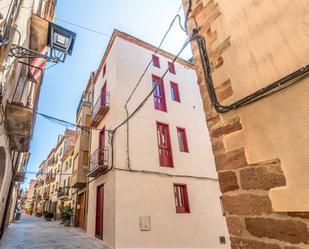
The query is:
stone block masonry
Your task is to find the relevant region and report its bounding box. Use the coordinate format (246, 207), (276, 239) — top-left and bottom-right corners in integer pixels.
(184, 0), (309, 248)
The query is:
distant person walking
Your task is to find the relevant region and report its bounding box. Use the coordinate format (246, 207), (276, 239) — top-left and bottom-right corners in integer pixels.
(14, 209), (22, 223)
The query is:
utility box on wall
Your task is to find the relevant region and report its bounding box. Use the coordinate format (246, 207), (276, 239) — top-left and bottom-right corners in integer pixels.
(139, 216), (151, 231)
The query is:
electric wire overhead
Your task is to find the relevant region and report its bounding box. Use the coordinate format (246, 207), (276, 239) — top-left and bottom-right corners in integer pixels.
(55, 17), (111, 37)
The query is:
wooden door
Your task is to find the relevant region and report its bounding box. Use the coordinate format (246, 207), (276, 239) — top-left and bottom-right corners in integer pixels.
(157, 122), (173, 167)
(78, 193), (85, 229)
(98, 128), (105, 165)
(95, 185), (104, 239)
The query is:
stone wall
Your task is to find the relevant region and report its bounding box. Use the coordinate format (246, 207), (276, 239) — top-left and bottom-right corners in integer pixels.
(184, 0), (309, 248)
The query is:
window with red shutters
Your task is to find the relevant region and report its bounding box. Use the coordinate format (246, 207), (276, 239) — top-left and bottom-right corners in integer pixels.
(152, 55), (160, 68)
(173, 184), (190, 213)
(156, 122), (173, 167)
(170, 82), (180, 102)
(177, 127), (189, 152)
(152, 75), (167, 112)
(168, 61), (176, 74)
(102, 64), (106, 78)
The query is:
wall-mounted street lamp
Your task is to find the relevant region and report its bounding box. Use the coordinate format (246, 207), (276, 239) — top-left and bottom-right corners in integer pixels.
(9, 22), (76, 63)
(47, 23), (76, 62)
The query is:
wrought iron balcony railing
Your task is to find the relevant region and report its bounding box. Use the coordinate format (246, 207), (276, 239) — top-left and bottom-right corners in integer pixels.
(88, 147), (109, 177)
(57, 187), (69, 198)
(90, 92), (110, 127)
(76, 91), (91, 117)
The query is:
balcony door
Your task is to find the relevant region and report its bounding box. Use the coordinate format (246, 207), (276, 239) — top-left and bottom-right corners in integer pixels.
(157, 122), (173, 167)
(101, 82), (107, 106)
(95, 184), (104, 240)
(152, 75), (167, 112)
(98, 128), (105, 165)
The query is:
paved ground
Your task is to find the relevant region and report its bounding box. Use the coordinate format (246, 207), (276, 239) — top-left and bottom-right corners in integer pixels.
(0, 214), (110, 249)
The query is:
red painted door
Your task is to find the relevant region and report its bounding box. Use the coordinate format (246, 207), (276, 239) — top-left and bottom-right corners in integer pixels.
(98, 128), (105, 165)
(101, 82), (107, 106)
(157, 122), (173, 167)
(152, 75), (167, 112)
(95, 185), (104, 239)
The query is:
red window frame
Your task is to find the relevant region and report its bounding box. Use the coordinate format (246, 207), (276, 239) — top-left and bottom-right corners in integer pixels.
(156, 122), (173, 167)
(177, 127), (189, 152)
(152, 75), (167, 112)
(168, 62), (176, 74)
(173, 184), (190, 213)
(102, 64), (106, 78)
(170, 81), (180, 102)
(152, 55), (160, 68)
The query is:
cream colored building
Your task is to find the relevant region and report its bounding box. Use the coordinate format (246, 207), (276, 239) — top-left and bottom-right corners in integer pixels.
(24, 179), (36, 211)
(85, 30), (229, 249)
(58, 146), (74, 209)
(71, 83), (92, 230)
(47, 129), (75, 218)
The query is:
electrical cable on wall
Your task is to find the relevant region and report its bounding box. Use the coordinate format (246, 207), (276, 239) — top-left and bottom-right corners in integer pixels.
(186, 0), (309, 113)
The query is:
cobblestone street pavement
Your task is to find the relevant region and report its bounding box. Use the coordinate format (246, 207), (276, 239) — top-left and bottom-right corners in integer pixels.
(0, 215), (109, 249)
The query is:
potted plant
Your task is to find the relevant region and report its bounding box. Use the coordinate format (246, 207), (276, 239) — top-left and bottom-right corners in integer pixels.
(60, 206), (73, 227)
(44, 212), (54, 221)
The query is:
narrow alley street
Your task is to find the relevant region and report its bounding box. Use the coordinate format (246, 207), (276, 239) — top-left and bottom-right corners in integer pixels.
(0, 215), (109, 249)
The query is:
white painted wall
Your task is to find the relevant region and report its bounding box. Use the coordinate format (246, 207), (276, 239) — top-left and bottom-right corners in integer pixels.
(87, 35), (229, 248)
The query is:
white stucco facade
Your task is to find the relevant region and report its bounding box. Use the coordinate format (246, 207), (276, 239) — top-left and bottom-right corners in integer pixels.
(86, 31), (229, 249)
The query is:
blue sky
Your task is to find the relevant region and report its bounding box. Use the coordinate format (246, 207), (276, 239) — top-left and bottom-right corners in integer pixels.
(24, 0), (192, 186)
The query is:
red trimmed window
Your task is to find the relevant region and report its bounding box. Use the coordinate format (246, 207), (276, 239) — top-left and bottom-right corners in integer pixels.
(173, 184), (190, 213)
(157, 122), (173, 167)
(152, 75), (167, 112)
(168, 62), (176, 74)
(170, 82), (180, 102)
(152, 55), (160, 68)
(177, 127), (189, 152)
(102, 64), (106, 78)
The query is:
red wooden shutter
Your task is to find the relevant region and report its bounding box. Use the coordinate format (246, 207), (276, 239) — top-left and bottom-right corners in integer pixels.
(152, 75), (167, 112)
(173, 184), (190, 213)
(98, 128), (105, 165)
(156, 122), (173, 167)
(177, 127), (189, 152)
(101, 82), (107, 106)
(168, 62), (176, 74)
(152, 55), (160, 68)
(170, 82), (180, 102)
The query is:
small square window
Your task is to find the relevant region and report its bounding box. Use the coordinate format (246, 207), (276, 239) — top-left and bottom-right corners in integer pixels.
(168, 62), (176, 74)
(83, 151), (89, 165)
(219, 236), (226, 244)
(177, 127), (189, 152)
(173, 184), (190, 213)
(170, 82), (180, 102)
(152, 55), (160, 68)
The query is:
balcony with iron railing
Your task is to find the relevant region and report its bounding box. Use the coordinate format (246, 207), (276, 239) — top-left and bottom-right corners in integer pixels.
(76, 91), (91, 117)
(88, 147), (109, 177)
(57, 187), (70, 199)
(5, 61), (44, 152)
(90, 92), (110, 127)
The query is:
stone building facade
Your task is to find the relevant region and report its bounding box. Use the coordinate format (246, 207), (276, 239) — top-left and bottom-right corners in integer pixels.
(184, 0), (309, 249)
